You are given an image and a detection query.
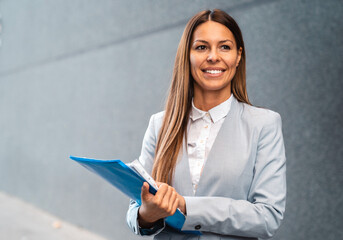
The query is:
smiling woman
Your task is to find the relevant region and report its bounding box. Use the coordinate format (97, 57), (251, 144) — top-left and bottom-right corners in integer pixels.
(126, 9), (286, 240)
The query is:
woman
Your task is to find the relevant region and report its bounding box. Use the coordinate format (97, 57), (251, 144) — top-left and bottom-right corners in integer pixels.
(127, 9), (286, 240)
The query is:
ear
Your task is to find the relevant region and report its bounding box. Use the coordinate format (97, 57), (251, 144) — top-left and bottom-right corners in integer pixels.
(236, 47), (242, 67)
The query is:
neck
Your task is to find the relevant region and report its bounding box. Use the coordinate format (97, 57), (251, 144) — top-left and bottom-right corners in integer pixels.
(193, 90), (231, 111)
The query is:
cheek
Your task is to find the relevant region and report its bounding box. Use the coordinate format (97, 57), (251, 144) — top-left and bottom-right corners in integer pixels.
(222, 56), (239, 78)
(190, 54), (201, 78)
(224, 56), (239, 67)
(190, 54), (198, 70)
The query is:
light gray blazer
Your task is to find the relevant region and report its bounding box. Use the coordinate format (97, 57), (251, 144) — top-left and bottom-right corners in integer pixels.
(127, 97), (286, 240)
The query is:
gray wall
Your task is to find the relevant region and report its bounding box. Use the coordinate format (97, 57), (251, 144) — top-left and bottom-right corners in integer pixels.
(0, 0), (342, 239)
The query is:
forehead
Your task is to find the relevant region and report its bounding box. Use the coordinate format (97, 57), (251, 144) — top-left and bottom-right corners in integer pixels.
(191, 21), (236, 43)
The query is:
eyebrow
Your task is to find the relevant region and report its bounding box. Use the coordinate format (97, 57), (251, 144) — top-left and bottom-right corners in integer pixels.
(193, 39), (234, 44)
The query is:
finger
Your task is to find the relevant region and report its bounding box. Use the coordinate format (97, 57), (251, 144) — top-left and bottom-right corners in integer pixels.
(141, 182), (150, 201)
(176, 193), (186, 214)
(170, 197), (179, 215)
(154, 183), (168, 203)
(156, 181), (163, 187)
(161, 186), (173, 207)
(170, 190), (177, 204)
(166, 190), (177, 213)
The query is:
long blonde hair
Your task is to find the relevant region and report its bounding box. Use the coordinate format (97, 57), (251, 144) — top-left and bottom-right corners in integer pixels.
(152, 9), (250, 184)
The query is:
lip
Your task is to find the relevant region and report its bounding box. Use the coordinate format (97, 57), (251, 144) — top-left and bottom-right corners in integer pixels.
(202, 67), (226, 71)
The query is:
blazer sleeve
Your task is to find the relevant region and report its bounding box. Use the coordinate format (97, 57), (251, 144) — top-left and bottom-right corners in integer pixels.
(181, 112), (286, 239)
(126, 113), (166, 236)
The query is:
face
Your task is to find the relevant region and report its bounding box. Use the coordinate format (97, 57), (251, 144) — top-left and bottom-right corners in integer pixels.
(190, 21), (242, 98)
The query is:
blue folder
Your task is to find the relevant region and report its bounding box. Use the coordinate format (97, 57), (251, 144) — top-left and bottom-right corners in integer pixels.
(70, 156), (186, 231)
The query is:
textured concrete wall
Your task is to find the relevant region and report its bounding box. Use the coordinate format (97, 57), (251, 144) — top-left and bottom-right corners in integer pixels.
(0, 0), (342, 239)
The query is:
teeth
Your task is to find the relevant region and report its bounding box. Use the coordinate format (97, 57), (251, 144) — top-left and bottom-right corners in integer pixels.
(205, 70), (223, 74)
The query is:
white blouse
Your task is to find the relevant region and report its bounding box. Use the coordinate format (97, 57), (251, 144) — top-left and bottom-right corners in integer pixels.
(187, 95), (233, 193)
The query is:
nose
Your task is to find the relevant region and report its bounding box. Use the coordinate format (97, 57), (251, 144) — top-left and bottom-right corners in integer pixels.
(207, 49), (219, 62)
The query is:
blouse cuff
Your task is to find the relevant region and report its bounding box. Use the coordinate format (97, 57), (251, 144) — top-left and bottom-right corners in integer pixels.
(138, 218), (165, 236)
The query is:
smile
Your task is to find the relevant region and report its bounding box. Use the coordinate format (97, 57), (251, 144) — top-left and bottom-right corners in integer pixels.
(204, 69), (225, 74)
(202, 68), (226, 77)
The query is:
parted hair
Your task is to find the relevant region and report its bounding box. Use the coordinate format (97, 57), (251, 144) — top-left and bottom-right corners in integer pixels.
(152, 9), (250, 184)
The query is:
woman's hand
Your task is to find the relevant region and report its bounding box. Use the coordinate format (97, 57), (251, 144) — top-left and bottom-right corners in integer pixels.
(155, 182), (186, 215)
(138, 182), (184, 228)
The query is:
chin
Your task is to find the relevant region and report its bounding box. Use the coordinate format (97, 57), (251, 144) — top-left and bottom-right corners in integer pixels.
(202, 81), (231, 91)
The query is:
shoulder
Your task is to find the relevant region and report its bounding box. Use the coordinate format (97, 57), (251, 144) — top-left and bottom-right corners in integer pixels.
(149, 111), (165, 128)
(146, 111), (165, 137)
(236, 102), (284, 149)
(150, 111), (165, 123)
(238, 102), (282, 129)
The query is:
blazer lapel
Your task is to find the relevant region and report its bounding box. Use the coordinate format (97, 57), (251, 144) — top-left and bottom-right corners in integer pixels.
(172, 97), (243, 197)
(195, 97), (241, 196)
(172, 137), (194, 196)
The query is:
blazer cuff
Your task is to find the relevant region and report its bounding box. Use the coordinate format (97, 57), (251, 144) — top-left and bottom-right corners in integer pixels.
(181, 196), (206, 232)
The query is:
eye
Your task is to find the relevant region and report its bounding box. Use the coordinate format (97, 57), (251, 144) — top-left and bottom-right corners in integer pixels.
(195, 45), (207, 51)
(221, 45), (231, 50)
